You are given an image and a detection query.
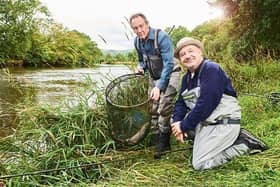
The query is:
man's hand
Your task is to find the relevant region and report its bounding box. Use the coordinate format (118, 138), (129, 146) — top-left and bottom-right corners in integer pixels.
(171, 121), (184, 143)
(135, 66), (144, 74)
(150, 87), (160, 101)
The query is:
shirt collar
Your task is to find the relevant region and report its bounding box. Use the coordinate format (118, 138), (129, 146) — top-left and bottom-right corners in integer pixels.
(140, 27), (155, 42)
(147, 27), (156, 40)
(188, 58), (206, 77)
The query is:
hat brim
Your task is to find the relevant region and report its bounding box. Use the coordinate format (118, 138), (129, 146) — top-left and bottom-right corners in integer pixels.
(174, 45), (185, 58)
(174, 40), (203, 58)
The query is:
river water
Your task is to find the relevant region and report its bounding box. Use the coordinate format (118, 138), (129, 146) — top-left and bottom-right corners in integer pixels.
(0, 64), (132, 138)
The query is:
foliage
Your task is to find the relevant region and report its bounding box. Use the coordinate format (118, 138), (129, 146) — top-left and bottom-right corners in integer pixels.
(191, 19), (233, 62)
(100, 50), (137, 64)
(168, 26), (191, 48)
(0, 78), (115, 185)
(209, 0), (280, 61)
(0, 60), (279, 185)
(1, 0), (102, 67)
(222, 58), (280, 94)
(2, 0), (280, 66)
(0, 0), (49, 63)
(170, 0), (280, 63)
(24, 22), (102, 67)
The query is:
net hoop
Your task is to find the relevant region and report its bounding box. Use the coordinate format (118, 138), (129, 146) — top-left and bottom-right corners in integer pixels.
(105, 73), (151, 108)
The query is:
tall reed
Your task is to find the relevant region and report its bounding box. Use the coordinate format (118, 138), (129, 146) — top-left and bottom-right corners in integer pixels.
(0, 77), (119, 185)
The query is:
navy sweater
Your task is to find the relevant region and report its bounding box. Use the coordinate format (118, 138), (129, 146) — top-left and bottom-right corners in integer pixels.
(172, 59), (237, 132)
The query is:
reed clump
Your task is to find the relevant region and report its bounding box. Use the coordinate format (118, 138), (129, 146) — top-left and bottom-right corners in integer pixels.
(0, 79), (121, 186)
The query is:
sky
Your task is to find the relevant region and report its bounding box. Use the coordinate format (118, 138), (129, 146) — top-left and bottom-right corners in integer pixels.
(40, 0), (223, 50)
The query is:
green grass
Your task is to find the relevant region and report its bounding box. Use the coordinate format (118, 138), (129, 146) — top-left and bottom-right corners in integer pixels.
(95, 96), (280, 186)
(0, 60), (280, 186)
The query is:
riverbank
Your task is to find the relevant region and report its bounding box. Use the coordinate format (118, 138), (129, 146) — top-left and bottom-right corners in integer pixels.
(0, 60), (279, 186)
(0, 65), (132, 138)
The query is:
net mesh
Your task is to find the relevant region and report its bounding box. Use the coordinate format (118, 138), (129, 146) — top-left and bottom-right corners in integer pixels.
(105, 74), (151, 145)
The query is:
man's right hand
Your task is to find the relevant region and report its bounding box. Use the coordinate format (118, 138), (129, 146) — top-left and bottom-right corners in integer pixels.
(135, 67), (144, 74)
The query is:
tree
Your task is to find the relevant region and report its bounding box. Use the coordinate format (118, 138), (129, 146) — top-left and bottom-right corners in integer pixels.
(207, 0), (239, 17)
(191, 19), (232, 62)
(167, 26), (190, 48)
(209, 0), (280, 61)
(0, 0), (49, 64)
(24, 22), (102, 67)
(126, 50), (137, 62)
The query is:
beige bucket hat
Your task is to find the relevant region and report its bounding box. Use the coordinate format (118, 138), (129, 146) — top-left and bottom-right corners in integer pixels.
(174, 37), (203, 58)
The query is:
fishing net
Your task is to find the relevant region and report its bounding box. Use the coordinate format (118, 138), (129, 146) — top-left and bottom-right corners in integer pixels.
(105, 74), (151, 145)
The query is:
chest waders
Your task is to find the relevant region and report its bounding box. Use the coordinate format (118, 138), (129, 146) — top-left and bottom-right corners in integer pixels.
(181, 61), (241, 125)
(137, 30), (181, 159)
(181, 61), (245, 170)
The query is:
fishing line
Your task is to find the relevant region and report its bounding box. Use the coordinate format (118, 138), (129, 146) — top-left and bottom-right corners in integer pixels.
(240, 92), (280, 101)
(0, 146), (192, 180)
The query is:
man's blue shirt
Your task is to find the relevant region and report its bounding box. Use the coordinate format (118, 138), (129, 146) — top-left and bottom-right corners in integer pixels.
(172, 59), (237, 132)
(135, 27), (174, 91)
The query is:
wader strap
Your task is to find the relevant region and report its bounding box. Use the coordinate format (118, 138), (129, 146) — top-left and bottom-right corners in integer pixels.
(136, 37), (140, 52)
(201, 119), (240, 126)
(154, 29), (161, 56)
(214, 119), (240, 125)
(197, 61), (206, 87)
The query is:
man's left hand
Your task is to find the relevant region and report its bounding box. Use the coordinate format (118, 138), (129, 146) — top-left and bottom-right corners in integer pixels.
(150, 87), (160, 101)
(171, 121), (184, 143)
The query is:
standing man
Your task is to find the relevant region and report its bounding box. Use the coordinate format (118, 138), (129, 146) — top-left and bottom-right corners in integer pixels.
(171, 37), (268, 170)
(129, 13), (181, 159)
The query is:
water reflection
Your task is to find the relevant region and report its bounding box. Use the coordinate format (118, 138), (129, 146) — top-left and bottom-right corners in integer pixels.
(0, 64), (132, 137)
(0, 79), (23, 137)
